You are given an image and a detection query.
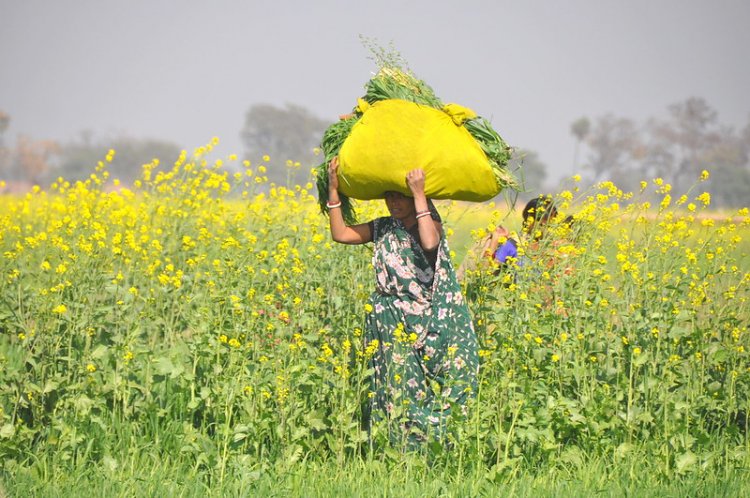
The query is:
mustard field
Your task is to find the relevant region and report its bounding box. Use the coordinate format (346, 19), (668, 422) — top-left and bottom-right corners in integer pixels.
(1, 143), (749, 495)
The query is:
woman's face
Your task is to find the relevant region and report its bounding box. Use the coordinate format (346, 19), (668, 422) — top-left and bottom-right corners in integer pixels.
(384, 191), (415, 221)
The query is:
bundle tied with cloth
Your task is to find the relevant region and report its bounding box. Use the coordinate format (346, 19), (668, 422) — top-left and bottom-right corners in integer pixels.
(316, 65), (521, 222)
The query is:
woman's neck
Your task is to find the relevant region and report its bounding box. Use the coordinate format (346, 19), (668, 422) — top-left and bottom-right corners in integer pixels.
(399, 215), (418, 231)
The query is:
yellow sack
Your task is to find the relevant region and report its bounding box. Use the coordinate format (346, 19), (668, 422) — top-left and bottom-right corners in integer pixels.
(337, 99), (500, 201)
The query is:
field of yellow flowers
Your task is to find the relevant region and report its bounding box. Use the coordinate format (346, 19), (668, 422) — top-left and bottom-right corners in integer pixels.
(1, 141), (748, 495)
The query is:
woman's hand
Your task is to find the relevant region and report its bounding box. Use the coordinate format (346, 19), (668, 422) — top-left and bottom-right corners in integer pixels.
(328, 156), (340, 192)
(485, 226), (509, 258)
(406, 168), (426, 197)
(493, 225), (510, 239)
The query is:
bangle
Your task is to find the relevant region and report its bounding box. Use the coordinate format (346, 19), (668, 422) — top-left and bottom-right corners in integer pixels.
(416, 211), (431, 220)
(326, 201), (342, 209)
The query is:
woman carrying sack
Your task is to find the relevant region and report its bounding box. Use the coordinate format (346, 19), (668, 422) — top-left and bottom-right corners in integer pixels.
(326, 156), (479, 449)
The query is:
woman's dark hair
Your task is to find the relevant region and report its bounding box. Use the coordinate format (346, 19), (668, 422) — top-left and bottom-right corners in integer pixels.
(521, 195), (557, 229)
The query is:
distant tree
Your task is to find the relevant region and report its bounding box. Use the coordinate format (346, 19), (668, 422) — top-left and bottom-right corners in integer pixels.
(698, 125), (750, 208)
(570, 116), (590, 171)
(584, 114), (640, 189)
(56, 135), (182, 185)
(0, 111), (9, 145)
(509, 148), (548, 194)
(644, 97), (721, 192)
(240, 103), (328, 185)
(0, 111), (10, 177)
(573, 100), (750, 206)
(14, 136), (60, 185)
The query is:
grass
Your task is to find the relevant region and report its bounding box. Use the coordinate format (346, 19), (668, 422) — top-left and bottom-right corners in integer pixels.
(6, 450), (750, 497)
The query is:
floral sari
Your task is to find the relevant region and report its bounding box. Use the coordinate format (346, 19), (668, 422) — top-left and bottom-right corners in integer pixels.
(364, 215), (479, 446)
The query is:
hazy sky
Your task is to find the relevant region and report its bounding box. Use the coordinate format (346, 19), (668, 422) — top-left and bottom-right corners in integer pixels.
(2, 0), (749, 183)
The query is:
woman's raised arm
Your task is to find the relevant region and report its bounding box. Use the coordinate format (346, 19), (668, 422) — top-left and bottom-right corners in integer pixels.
(328, 157), (372, 245)
(406, 168), (441, 252)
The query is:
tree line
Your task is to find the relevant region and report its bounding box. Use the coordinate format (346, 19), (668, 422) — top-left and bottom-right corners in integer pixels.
(572, 98), (750, 207)
(1, 97), (748, 206)
(0, 114), (183, 190)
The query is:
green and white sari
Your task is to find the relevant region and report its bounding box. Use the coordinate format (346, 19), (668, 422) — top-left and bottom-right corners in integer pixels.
(364, 214), (479, 447)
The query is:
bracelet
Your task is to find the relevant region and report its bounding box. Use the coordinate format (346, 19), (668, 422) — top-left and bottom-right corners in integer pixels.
(415, 211), (432, 220)
(326, 201), (342, 209)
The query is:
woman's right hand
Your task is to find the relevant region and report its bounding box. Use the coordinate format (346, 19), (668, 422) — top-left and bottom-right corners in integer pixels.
(485, 225), (509, 258)
(328, 156), (340, 192)
(493, 225), (510, 239)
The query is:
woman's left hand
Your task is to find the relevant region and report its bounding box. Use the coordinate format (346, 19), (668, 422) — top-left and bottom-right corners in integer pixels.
(406, 169), (426, 197)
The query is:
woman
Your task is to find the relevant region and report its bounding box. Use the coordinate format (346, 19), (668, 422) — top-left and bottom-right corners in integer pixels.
(327, 157), (479, 447)
(486, 195), (559, 268)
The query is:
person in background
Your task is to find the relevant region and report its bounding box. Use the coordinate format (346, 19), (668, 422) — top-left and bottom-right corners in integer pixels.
(326, 156), (479, 449)
(485, 195), (559, 270)
(486, 196), (578, 317)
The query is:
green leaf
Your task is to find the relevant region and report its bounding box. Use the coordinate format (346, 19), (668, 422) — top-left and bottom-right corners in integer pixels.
(74, 394), (93, 414)
(153, 356), (174, 376)
(306, 411), (328, 431)
(710, 347), (728, 363)
(633, 351), (650, 367)
(675, 451), (697, 474)
(614, 442), (633, 459)
(291, 426), (309, 441)
(153, 356), (184, 378)
(0, 423), (15, 439)
(349, 430), (369, 444)
(284, 444), (303, 466)
(91, 344), (109, 359)
(43, 379), (60, 394)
